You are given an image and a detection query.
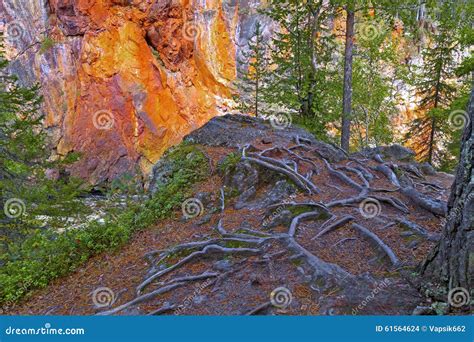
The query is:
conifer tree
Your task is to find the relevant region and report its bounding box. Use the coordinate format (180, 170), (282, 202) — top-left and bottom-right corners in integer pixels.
(0, 40), (87, 248)
(261, 0), (339, 139)
(407, 1), (471, 166)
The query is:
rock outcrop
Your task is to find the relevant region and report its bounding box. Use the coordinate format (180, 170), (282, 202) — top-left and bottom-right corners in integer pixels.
(1, 0), (269, 184)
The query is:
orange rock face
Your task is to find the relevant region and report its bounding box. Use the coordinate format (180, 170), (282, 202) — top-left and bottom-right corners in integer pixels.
(35, 0), (238, 184)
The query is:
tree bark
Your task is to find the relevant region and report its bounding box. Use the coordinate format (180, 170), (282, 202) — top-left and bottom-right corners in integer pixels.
(341, 8), (355, 152)
(421, 86), (473, 293)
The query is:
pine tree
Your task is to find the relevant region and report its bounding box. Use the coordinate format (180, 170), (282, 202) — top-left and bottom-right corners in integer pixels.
(0, 41), (44, 222)
(407, 1), (470, 165)
(261, 0), (339, 139)
(0, 40), (88, 249)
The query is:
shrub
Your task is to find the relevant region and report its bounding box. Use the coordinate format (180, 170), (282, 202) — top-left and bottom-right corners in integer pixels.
(0, 144), (209, 305)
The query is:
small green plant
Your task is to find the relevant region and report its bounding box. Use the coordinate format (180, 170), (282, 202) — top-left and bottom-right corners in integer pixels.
(218, 152), (241, 175)
(39, 37), (56, 54)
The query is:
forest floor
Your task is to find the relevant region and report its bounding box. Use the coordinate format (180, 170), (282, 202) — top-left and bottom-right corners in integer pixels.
(7, 115), (455, 316)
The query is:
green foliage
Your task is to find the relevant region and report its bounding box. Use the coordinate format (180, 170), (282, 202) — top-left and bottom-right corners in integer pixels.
(218, 152), (242, 175)
(0, 42), (90, 251)
(436, 90), (471, 172)
(259, 1), (414, 146)
(407, 0), (472, 166)
(0, 143), (209, 305)
(262, 0), (340, 131)
(39, 37), (56, 54)
(350, 16), (406, 149)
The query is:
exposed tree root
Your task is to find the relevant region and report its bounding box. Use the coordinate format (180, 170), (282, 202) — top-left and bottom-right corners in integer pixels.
(281, 234), (354, 282)
(323, 159), (364, 192)
(371, 195), (410, 213)
(395, 218), (441, 241)
(337, 166), (370, 187)
(268, 201), (329, 212)
(240, 227), (273, 237)
(147, 303), (176, 316)
(99, 272), (218, 316)
(220, 187), (225, 212)
(373, 154), (385, 164)
(289, 211), (324, 237)
(137, 245), (262, 294)
(347, 160), (377, 180)
(146, 236), (265, 265)
(245, 302), (272, 315)
(312, 215), (355, 240)
(332, 237), (357, 248)
(400, 187), (447, 216)
(351, 223), (400, 267)
(373, 162), (447, 216)
(326, 194), (366, 208)
(242, 156), (319, 193)
(399, 164), (424, 179)
(373, 164), (400, 188)
(282, 147), (320, 174)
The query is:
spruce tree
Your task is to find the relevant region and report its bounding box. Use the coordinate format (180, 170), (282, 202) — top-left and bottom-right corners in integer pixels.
(261, 0), (339, 139)
(0, 40), (88, 250)
(407, 1), (470, 166)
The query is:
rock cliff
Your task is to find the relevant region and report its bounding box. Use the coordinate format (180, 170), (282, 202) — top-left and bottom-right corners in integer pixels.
(1, 0), (267, 184)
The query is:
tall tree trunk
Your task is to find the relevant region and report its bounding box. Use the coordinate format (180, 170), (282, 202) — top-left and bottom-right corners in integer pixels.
(427, 117), (436, 164)
(341, 9), (355, 152)
(427, 65), (443, 164)
(421, 86), (473, 302)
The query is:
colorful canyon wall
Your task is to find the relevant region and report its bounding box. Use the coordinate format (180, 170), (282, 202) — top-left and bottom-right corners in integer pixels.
(1, 0), (266, 184)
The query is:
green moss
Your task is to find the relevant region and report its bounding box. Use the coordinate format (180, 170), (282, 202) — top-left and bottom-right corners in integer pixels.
(235, 229), (267, 238)
(224, 240), (252, 249)
(224, 186), (239, 199)
(291, 258), (303, 267)
(285, 205), (331, 220)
